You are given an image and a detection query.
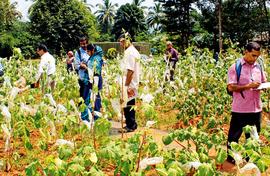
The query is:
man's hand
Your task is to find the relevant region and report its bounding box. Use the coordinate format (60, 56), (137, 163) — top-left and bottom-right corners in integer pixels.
(127, 88), (135, 98)
(30, 82), (40, 88)
(248, 82), (260, 89)
(80, 62), (87, 69)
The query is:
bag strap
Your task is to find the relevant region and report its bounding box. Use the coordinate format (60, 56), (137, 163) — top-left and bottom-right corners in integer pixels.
(78, 49), (81, 61)
(235, 59), (245, 99)
(235, 59), (242, 83)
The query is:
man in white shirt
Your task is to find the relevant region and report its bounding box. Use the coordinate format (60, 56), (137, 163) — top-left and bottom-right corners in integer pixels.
(119, 33), (141, 132)
(34, 44), (56, 92)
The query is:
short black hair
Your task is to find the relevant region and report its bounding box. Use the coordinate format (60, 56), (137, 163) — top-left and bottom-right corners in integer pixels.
(37, 44), (48, 52)
(245, 42), (260, 52)
(118, 32), (132, 42)
(79, 36), (88, 42)
(87, 43), (95, 51)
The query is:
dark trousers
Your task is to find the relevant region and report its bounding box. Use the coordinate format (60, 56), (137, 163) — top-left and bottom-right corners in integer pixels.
(79, 80), (92, 121)
(124, 99), (137, 130)
(67, 64), (74, 73)
(227, 112), (261, 153)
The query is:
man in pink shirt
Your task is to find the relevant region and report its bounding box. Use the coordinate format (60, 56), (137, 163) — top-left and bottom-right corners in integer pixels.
(226, 42), (266, 164)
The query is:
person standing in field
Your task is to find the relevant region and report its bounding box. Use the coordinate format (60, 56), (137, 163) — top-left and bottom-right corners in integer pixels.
(66, 51), (75, 73)
(226, 42), (266, 164)
(85, 43), (104, 120)
(74, 36), (91, 121)
(164, 41), (179, 81)
(34, 44), (56, 92)
(119, 33), (141, 133)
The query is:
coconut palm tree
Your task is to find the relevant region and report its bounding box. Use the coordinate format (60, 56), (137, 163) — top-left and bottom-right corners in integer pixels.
(0, 1), (21, 30)
(132, 0), (147, 9)
(147, 3), (164, 32)
(95, 0), (118, 34)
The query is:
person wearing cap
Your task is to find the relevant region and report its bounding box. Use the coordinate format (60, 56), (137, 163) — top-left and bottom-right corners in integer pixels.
(165, 41), (179, 81)
(34, 44), (56, 92)
(119, 33), (141, 133)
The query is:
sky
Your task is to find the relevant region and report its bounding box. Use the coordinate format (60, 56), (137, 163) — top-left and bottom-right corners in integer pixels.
(11, 0), (155, 21)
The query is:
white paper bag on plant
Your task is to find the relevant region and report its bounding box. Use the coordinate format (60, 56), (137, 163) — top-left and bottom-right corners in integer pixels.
(1, 124), (11, 152)
(239, 163), (261, 176)
(110, 98), (122, 121)
(20, 103), (37, 116)
(45, 93), (57, 107)
(93, 76), (99, 90)
(139, 157), (163, 170)
(69, 99), (78, 113)
(250, 126), (260, 141)
(87, 68), (94, 84)
(1, 105), (11, 123)
(232, 151), (243, 165)
(140, 93), (154, 104)
(3, 76), (12, 89)
(47, 120), (56, 137)
(55, 139), (74, 149)
(94, 111), (102, 118)
(9, 87), (20, 101)
(57, 104), (67, 114)
(182, 161), (202, 172)
(146, 121), (156, 128)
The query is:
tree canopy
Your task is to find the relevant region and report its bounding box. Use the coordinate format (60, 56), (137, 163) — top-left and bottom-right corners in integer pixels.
(29, 0), (99, 55)
(112, 3), (147, 41)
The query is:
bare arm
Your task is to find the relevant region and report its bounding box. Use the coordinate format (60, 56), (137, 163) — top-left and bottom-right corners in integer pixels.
(125, 69), (134, 86)
(227, 82), (260, 92)
(125, 69), (135, 98)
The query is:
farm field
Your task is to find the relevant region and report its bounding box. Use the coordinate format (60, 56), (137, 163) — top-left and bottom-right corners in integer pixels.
(0, 47), (270, 175)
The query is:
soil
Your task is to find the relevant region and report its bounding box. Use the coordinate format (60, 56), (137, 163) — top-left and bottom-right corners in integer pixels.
(0, 118), (269, 175)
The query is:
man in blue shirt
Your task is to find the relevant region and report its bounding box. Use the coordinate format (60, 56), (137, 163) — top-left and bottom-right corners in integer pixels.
(75, 36), (91, 121)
